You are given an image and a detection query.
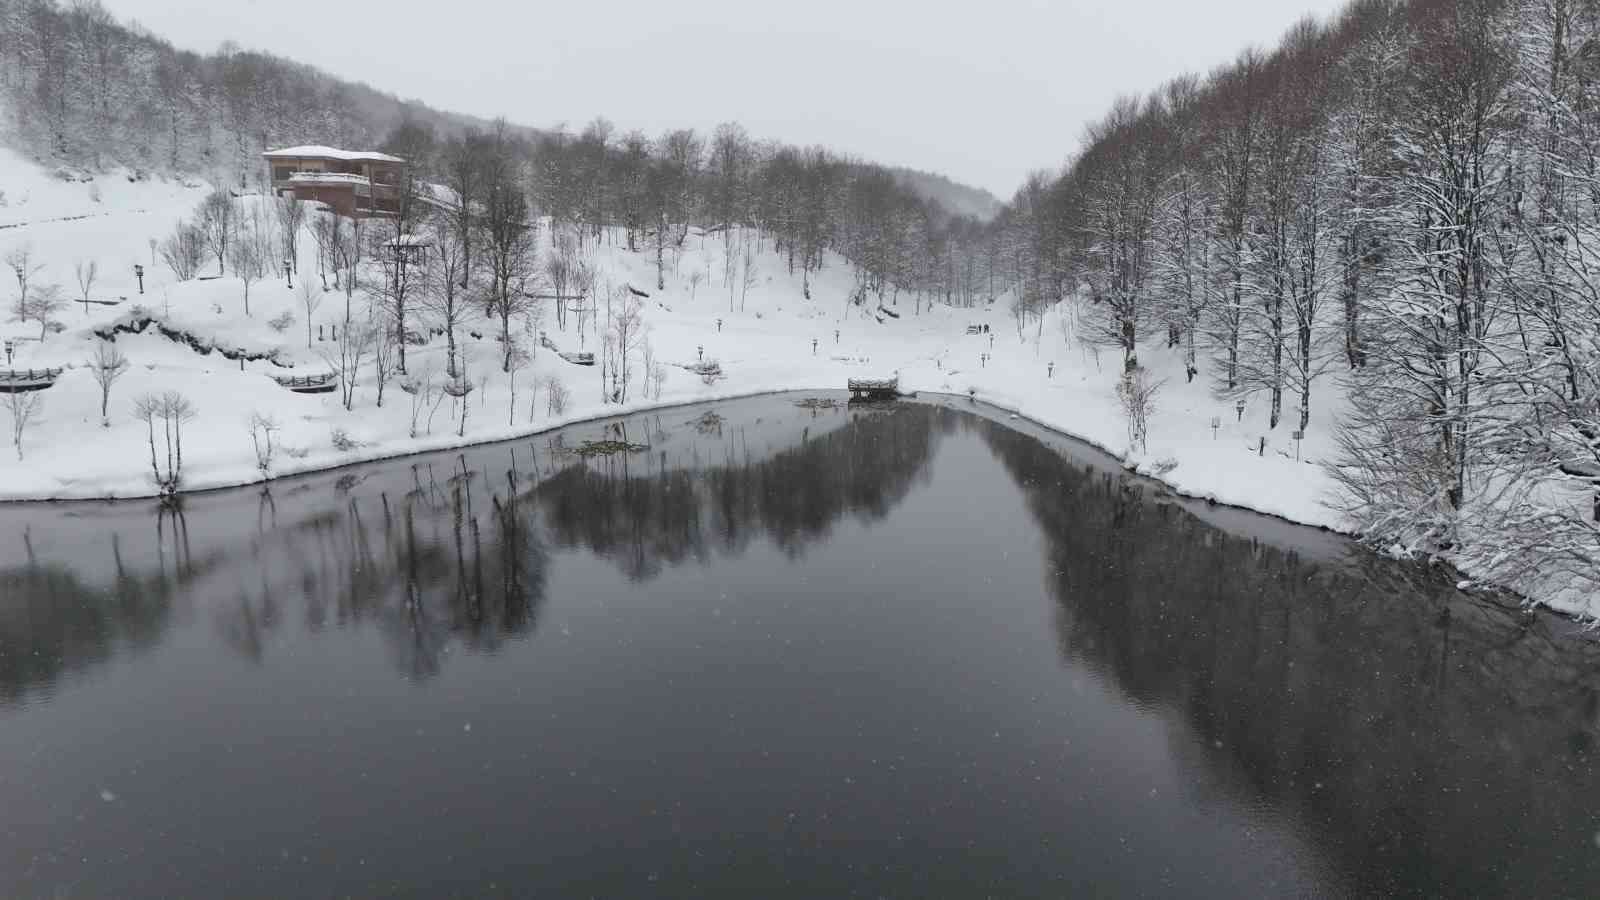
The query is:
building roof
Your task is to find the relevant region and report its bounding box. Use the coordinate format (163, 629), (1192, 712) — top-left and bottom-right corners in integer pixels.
(263, 145), (405, 164)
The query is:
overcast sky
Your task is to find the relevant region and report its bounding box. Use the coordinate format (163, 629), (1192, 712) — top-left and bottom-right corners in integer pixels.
(102, 0), (1349, 199)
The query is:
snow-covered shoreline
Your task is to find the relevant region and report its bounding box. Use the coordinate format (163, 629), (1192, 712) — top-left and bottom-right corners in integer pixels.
(0, 378), (1348, 542)
(0, 382), (800, 502)
(0, 151), (1579, 619)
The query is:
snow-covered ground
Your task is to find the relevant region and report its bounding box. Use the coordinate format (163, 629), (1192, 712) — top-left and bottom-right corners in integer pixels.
(1, 149), (1576, 616)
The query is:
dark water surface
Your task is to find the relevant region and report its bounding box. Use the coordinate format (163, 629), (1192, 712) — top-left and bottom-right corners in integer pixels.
(2, 395), (1598, 898)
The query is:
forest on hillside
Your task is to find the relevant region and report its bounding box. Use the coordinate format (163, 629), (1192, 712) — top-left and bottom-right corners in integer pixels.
(0, 0), (504, 180)
(0, 0), (1004, 312)
(991, 0), (1600, 599)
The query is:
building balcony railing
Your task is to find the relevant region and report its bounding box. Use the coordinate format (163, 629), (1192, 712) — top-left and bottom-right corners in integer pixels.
(284, 171), (385, 194)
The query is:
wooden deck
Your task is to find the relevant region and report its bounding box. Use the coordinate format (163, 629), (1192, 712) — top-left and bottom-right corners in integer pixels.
(847, 377), (899, 402)
(272, 373), (338, 394)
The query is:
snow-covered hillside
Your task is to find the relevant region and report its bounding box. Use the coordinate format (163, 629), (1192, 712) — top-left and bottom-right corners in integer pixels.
(0, 150), (1577, 615)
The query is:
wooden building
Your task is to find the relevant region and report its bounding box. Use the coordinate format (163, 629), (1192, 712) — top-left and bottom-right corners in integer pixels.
(262, 145), (407, 217)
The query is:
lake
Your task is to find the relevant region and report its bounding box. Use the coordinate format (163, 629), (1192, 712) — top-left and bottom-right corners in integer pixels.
(1, 394), (1597, 898)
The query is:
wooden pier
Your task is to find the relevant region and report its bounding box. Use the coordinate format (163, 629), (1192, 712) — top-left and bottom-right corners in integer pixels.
(272, 373), (338, 394)
(847, 377), (899, 402)
(0, 367), (64, 393)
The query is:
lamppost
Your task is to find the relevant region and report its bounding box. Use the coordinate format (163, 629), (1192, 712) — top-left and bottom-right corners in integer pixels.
(133, 264), (145, 295)
(1047, 362), (1054, 378)
(980, 353), (989, 368)
(834, 329), (840, 344)
(283, 260), (293, 289)
(716, 318), (723, 333)
(811, 339), (817, 356)
(1235, 399), (1245, 422)
(3, 340), (12, 366)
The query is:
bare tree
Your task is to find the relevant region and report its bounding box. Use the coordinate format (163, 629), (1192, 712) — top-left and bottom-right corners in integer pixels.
(5, 247), (43, 305)
(607, 295), (645, 403)
(479, 129), (541, 372)
(400, 361), (435, 438)
(198, 190), (235, 276)
(642, 338), (667, 400)
(160, 221), (206, 281)
(420, 214), (472, 379)
(546, 375), (569, 416)
(740, 240), (759, 311)
(274, 194), (305, 274)
(506, 343), (529, 426)
(14, 283), (66, 341)
(298, 279), (323, 349)
(651, 363), (668, 400)
(443, 129), (489, 285)
(4, 247), (54, 338)
(87, 340), (128, 425)
(229, 214), (269, 316)
(3, 390), (43, 460)
(640, 338), (658, 400)
(73, 259), (97, 313)
(1074, 97), (1163, 373)
(1117, 366), (1162, 453)
(133, 390), (195, 494)
(369, 143), (428, 374)
(309, 210), (335, 289)
(445, 373), (472, 438)
(571, 260), (595, 344)
(320, 318), (374, 411)
(370, 319), (397, 408)
(248, 411), (280, 477)
(545, 226), (579, 331)
(325, 212), (362, 312)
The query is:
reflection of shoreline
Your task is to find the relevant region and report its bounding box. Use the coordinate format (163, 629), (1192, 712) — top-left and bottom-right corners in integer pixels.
(535, 405), (954, 579)
(980, 419), (1600, 898)
(0, 395), (862, 581)
(0, 392), (1501, 602)
(0, 387), (1365, 557)
(7, 399), (1600, 895)
(0, 401), (952, 697)
(0, 387), (826, 503)
(3, 395), (1589, 707)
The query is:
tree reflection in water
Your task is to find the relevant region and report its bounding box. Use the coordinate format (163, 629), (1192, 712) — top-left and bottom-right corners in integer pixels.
(2, 398), (1600, 896)
(979, 418), (1600, 898)
(534, 405), (950, 578)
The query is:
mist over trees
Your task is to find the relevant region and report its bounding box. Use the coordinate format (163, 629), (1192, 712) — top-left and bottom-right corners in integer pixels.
(887, 167), (1005, 222)
(0, 0), (514, 186)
